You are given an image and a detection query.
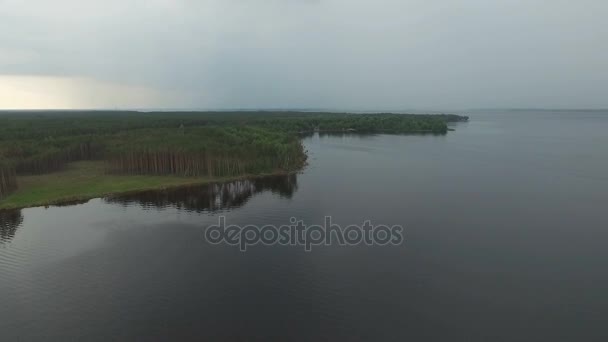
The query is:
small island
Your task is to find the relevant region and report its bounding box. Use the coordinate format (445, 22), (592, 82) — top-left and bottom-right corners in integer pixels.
(0, 111), (468, 210)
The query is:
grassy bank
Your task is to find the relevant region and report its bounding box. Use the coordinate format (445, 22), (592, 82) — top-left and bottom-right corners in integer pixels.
(0, 161), (281, 210)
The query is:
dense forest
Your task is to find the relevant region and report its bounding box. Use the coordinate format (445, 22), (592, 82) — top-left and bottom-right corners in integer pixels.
(104, 126), (305, 177)
(0, 163), (17, 200)
(0, 111), (468, 200)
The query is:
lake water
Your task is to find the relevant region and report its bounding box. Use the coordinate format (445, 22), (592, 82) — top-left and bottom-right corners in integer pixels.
(1, 110), (607, 341)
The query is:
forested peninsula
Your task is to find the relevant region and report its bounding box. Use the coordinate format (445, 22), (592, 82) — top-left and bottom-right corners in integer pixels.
(0, 111), (468, 209)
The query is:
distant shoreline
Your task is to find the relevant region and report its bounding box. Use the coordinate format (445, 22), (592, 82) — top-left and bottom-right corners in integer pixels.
(468, 108), (608, 112)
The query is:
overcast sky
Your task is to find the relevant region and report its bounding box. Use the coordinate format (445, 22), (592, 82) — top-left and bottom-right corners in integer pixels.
(0, 0), (606, 110)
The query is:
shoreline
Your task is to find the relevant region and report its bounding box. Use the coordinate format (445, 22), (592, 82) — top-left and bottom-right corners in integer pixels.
(0, 161), (302, 211)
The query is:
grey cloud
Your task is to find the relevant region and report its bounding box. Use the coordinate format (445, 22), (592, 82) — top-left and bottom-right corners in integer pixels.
(1, 0), (607, 109)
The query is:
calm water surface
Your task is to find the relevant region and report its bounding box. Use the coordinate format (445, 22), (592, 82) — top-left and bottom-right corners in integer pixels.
(1, 111), (607, 341)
